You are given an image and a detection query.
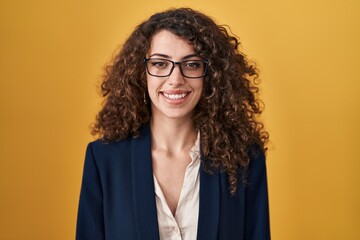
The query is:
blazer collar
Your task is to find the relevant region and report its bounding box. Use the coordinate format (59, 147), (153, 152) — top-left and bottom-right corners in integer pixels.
(131, 123), (220, 239)
(131, 123), (160, 239)
(197, 162), (220, 239)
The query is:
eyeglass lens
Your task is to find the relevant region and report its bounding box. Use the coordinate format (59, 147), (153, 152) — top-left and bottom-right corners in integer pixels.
(145, 58), (206, 78)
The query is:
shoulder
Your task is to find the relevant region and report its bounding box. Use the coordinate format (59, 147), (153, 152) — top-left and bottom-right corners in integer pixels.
(84, 137), (133, 171)
(246, 144), (267, 190)
(88, 137), (132, 157)
(85, 123), (151, 166)
(248, 144), (266, 167)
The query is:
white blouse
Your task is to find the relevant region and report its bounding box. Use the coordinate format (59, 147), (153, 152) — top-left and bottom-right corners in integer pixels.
(153, 134), (200, 240)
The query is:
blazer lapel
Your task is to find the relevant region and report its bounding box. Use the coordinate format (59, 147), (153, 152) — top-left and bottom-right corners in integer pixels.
(197, 162), (220, 240)
(131, 124), (160, 240)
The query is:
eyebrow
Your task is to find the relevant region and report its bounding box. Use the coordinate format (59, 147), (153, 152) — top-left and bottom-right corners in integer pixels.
(148, 53), (199, 60)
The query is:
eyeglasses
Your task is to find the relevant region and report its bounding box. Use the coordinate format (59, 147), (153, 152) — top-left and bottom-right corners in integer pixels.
(144, 58), (208, 78)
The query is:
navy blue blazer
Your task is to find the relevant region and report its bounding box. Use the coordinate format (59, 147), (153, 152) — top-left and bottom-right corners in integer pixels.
(76, 124), (270, 239)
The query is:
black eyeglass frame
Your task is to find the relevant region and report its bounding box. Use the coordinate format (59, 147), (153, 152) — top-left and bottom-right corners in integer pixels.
(144, 58), (208, 79)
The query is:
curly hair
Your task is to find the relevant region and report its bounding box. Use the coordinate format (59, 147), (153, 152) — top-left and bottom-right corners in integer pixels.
(92, 8), (269, 194)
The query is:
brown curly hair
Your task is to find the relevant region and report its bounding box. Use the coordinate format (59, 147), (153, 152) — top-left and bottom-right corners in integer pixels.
(92, 8), (269, 194)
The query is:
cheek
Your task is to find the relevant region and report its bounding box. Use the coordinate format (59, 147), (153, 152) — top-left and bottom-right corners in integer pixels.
(194, 81), (204, 94)
(146, 76), (164, 98)
(146, 76), (156, 93)
(192, 82), (203, 104)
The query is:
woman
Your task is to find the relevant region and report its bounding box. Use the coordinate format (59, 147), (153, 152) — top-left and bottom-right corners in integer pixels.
(77, 8), (270, 240)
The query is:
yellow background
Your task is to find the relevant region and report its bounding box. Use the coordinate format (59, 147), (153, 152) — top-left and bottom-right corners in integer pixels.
(0, 0), (359, 239)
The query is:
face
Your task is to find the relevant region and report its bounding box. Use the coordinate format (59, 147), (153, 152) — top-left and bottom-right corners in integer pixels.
(146, 30), (204, 122)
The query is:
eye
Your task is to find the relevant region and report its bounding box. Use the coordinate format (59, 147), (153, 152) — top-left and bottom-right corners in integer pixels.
(183, 61), (202, 70)
(149, 59), (170, 69)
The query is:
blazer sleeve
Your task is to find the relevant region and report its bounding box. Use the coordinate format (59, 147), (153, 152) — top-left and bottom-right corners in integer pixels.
(245, 148), (271, 240)
(76, 143), (105, 240)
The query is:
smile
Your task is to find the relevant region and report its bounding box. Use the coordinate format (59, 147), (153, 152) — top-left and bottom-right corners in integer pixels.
(162, 92), (189, 100)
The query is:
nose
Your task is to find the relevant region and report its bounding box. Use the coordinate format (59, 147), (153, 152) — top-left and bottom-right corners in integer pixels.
(167, 64), (185, 86)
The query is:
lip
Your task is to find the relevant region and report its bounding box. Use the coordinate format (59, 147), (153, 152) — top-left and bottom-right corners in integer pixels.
(159, 90), (191, 105)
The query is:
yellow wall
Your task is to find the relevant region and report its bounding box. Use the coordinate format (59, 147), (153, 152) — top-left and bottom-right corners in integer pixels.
(1, 0), (359, 239)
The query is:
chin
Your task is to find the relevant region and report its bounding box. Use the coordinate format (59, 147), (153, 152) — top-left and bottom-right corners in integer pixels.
(153, 107), (194, 120)
(163, 111), (193, 120)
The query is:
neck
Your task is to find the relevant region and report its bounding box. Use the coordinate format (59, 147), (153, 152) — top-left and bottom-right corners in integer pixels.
(150, 115), (197, 153)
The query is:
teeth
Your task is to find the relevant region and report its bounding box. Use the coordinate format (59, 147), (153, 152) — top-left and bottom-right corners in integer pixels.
(163, 93), (187, 100)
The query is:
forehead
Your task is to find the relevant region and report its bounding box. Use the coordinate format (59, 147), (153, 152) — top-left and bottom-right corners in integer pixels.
(148, 30), (195, 58)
